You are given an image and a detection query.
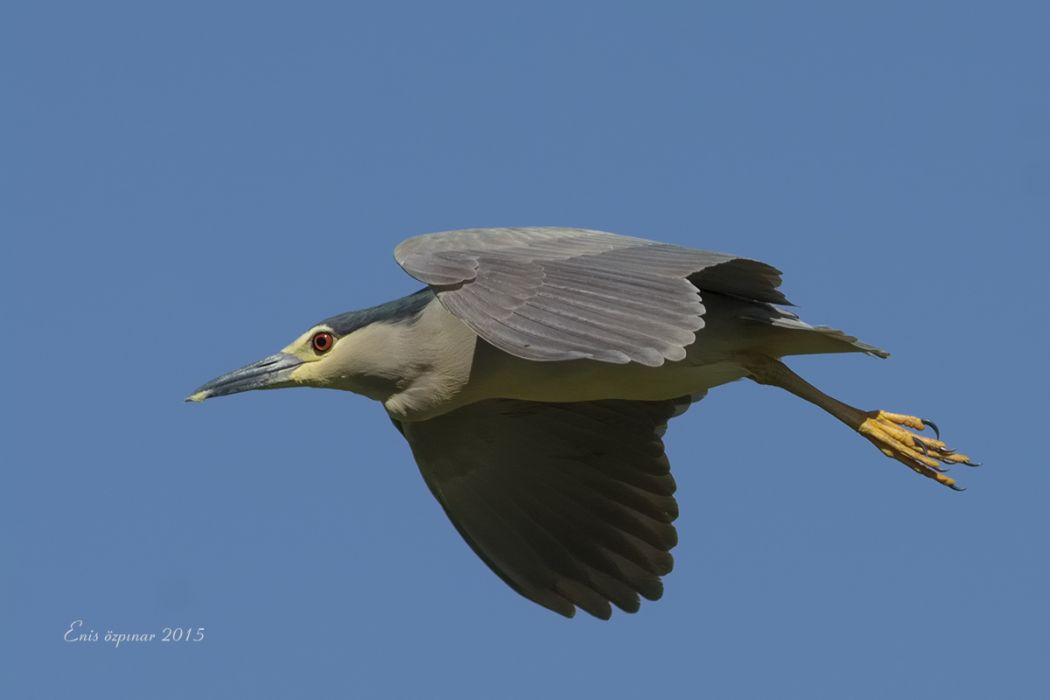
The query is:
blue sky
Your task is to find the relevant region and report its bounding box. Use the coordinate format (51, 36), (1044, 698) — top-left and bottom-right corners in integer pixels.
(3, 2), (1047, 697)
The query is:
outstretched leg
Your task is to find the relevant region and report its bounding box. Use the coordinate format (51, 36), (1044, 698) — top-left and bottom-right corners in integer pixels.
(744, 355), (977, 490)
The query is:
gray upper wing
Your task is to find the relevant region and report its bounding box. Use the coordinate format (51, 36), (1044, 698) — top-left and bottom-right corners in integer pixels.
(393, 396), (691, 619)
(394, 227), (787, 367)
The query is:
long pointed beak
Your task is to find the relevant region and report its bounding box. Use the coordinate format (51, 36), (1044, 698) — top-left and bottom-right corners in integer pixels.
(186, 352), (303, 402)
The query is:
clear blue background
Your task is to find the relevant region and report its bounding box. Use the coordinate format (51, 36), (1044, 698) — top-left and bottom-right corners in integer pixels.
(3, 2), (1047, 698)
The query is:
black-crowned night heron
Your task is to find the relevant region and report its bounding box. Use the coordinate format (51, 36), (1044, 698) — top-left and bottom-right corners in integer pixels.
(188, 227), (975, 619)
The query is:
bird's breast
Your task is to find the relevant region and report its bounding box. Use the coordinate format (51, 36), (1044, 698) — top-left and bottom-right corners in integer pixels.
(383, 296), (753, 422)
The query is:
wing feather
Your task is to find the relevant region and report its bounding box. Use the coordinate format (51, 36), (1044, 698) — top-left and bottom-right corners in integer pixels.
(395, 227), (787, 366)
(395, 396), (691, 618)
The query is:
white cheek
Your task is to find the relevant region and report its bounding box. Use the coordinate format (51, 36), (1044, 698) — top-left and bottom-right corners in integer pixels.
(290, 362), (323, 384)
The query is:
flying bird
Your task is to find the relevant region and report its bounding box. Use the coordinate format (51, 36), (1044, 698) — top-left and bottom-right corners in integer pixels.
(188, 227), (976, 619)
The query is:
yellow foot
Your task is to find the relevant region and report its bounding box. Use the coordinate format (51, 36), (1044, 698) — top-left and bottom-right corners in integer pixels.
(857, 411), (978, 491)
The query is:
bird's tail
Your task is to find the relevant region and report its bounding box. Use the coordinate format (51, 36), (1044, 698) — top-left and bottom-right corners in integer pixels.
(741, 306), (889, 358)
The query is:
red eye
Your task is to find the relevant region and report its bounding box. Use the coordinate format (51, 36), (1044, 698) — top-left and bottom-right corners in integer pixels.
(311, 332), (334, 354)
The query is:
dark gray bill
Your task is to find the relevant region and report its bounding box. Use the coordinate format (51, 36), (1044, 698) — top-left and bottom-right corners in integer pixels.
(186, 352), (303, 402)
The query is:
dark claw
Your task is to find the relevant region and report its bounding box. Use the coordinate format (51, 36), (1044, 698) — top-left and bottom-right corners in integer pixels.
(963, 460), (981, 468)
(921, 418), (941, 439)
(913, 438), (929, 456)
(948, 482), (967, 492)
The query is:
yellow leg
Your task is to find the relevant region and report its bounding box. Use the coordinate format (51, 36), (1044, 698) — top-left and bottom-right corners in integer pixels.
(857, 411), (976, 490)
(745, 356), (977, 490)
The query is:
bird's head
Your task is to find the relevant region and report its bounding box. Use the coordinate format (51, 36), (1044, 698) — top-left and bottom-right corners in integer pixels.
(186, 288), (435, 403)
(185, 324), (351, 403)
